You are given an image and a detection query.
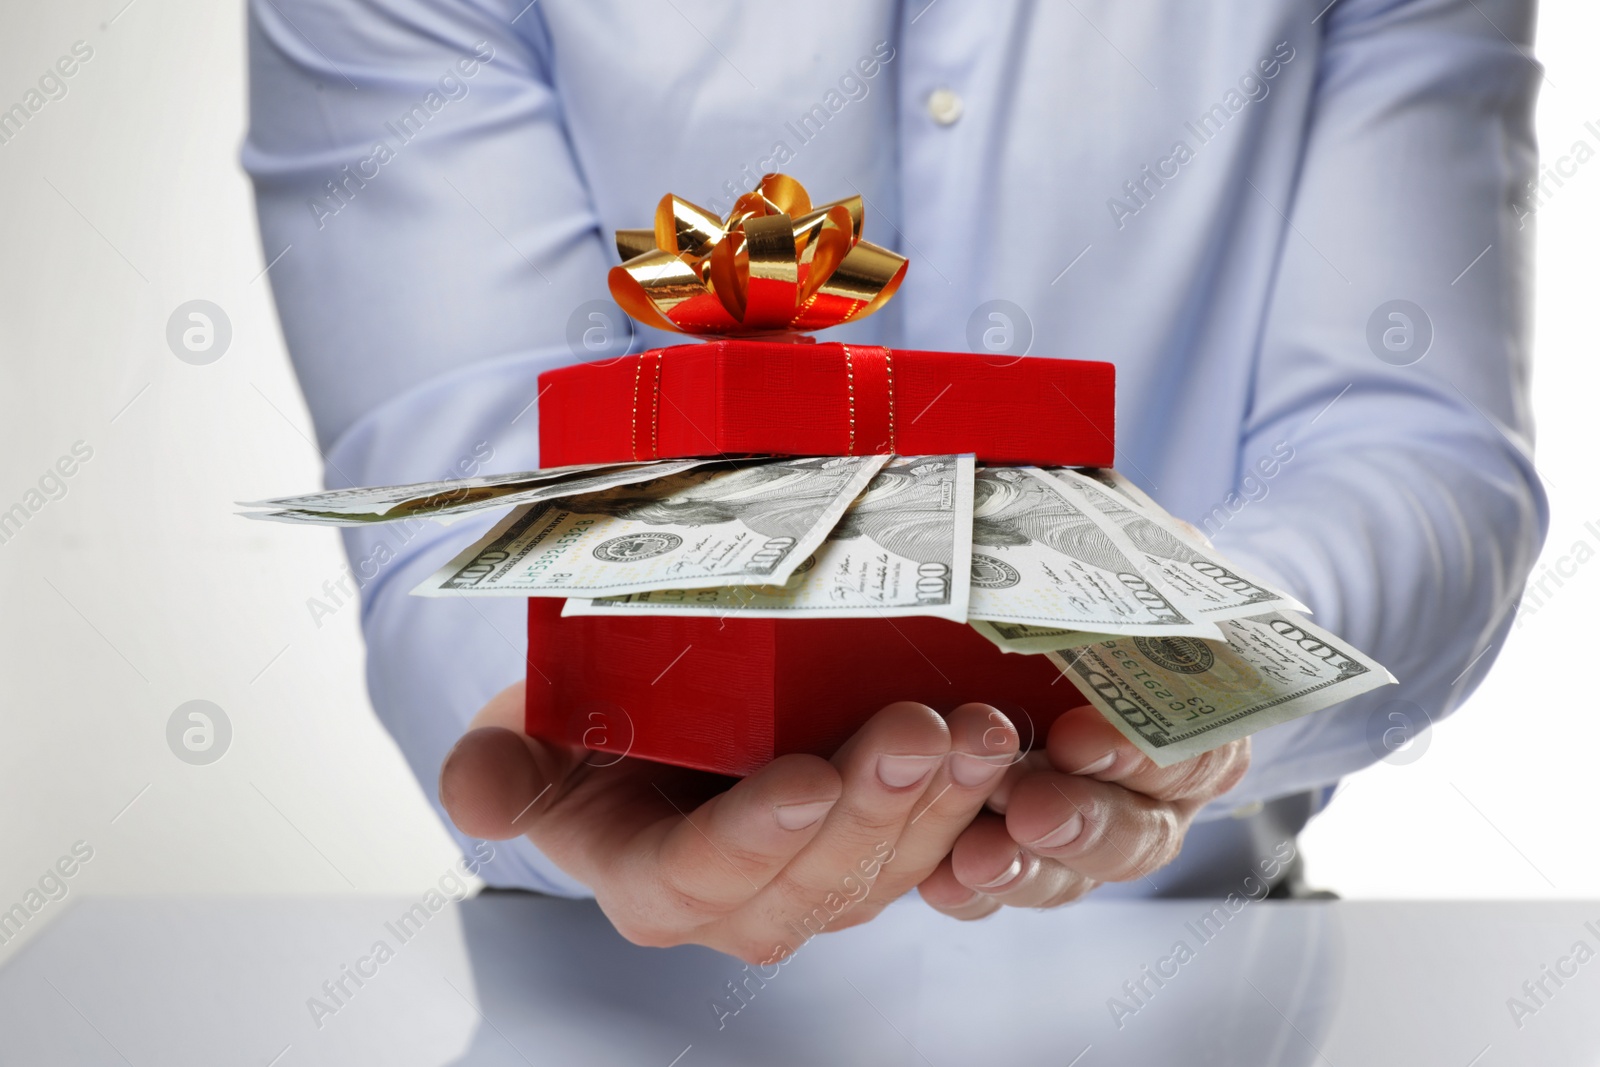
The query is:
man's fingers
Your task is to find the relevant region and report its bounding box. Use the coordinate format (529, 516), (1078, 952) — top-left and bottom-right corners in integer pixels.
(948, 810), (1099, 906)
(642, 753), (843, 914)
(440, 680), (583, 841)
(1044, 704), (1251, 805)
(755, 701), (950, 922)
(866, 703), (1018, 897)
(1002, 770), (1182, 884)
(826, 703), (1018, 925)
(440, 726), (564, 840)
(984, 749), (1051, 814)
(917, 855), (1002, 922)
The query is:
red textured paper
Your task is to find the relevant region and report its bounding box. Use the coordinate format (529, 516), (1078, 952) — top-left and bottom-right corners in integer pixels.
(538, 341), (1115, 467)
(526, 599), (1082, 778)
(526, 341), (1109, 775)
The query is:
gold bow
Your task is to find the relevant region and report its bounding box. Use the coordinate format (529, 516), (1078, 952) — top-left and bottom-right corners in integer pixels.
(608, 174), (907, 337)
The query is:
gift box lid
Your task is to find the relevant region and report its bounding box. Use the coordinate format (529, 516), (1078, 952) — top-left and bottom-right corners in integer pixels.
(538, 341), (1115, 468)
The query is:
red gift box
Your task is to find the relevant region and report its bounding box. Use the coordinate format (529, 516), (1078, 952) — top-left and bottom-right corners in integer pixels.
(525, 341), (1115, 777)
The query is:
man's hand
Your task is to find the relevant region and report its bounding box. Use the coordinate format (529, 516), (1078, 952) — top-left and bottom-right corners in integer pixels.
(440, 682), (1021, 963)
(916, 704), (1251, 918)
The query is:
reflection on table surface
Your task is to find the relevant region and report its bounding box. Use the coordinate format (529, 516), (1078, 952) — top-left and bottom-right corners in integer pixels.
(1, 894), (1597, 1065)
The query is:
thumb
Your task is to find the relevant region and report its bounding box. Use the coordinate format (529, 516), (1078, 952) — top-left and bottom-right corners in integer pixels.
(439, 725), (558, 840)
(439, 680), (570, 841)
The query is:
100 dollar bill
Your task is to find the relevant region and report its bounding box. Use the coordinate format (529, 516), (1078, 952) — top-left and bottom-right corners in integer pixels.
(243, 459), (709, 525)
(967, 468), (1223, 639)
(415, 456), (888, 599)
(564, 455), (974, 621)
(1056, 468), (1308, 619)
(1049, 612), (1395, 766)
(969, 619), (1105, 654)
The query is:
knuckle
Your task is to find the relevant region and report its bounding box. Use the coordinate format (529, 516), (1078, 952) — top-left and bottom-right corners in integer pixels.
(652, 844), (771, 908)
(773, 885), (850, 929)
(1134, 808), (1183, 877)
(761, 940), (800, 966)
(654, 860), (738, 919)
(858, 880), (905, 910)
(784, 880), (900, 937)
(1126, 750), (1160, 778)
(1161, 752), (1221, 801)
(727, 935), (779, 967)
(1102, 745), (1156, 783)
(605, 910), (683, 951)
(824, 899), (890, 934)
(1048, 875), (1098, 907)
(1219, 741), (1253, 793)
(829, 802), (907, 846)
(718, 839), (781, 878)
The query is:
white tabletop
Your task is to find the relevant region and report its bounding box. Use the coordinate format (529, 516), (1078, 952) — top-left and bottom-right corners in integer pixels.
(2, 895), (1596, 1065)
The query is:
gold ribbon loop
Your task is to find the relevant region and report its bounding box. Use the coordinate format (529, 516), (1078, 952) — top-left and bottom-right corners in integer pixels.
(608, 174), (907, 337)
(655, 194), (724, 260)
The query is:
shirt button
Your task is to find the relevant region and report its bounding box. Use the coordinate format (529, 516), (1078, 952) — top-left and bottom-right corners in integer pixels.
(926, 87), (964, 126)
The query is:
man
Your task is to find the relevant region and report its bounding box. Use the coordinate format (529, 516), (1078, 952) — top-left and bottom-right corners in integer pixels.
(243, 0), (1545, 960)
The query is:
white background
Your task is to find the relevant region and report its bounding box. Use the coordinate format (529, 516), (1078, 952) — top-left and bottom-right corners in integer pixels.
(0, 0), (1594, 964)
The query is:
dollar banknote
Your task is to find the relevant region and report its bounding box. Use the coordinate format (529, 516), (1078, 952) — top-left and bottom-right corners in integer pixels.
(240, 508), (424, 527)
(241, 459), (709, 524)
(1053, 467), (1309, 619)
(415, 455), (889, 599)
(969, 619), (1105, 655)
(563, 455), (975, 621)
(1048, 612), (1396, 766)
(966, 467), (1223, 639)
(242, 460), (645, 515)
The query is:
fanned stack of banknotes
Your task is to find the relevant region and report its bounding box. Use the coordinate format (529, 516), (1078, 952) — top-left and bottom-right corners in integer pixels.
(243, 455), (1394, 765)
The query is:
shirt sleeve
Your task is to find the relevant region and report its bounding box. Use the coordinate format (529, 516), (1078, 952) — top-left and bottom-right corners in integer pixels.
(242, 0), (617, 894)
(1197, 0), (1548, 817)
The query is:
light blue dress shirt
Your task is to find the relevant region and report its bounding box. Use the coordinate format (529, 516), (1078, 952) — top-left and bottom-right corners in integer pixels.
(244, 0), (1546, 897)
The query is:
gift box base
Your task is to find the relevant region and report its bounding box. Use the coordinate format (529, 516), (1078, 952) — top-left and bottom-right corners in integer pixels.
(525, 598), (1083, 777)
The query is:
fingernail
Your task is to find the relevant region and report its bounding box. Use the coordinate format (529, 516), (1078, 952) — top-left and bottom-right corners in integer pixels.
(1030, 812), (1086, 851)
(949, 752), (1010, 788)
(877, 754), (939, 789)
(774, 799), (835, 830)
(974, 853), (1024, 891)
(1070, 752), (1116, 777)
